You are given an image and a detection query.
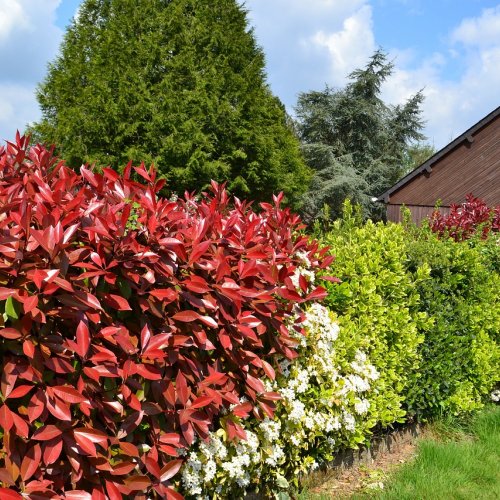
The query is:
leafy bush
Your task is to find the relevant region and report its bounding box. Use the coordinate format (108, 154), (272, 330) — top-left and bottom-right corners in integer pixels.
(405, 225), (500, 416)
(319, 202), (428, 429)
(430, 194), (500, 241)
(0, 135), (331, 498)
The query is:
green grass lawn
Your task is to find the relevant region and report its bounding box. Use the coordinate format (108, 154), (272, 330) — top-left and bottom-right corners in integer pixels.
(301, 405), (500, 500)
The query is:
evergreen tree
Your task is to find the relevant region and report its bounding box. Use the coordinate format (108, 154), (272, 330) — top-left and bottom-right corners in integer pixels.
(32, 0), (310, 207)
(296, 50), (426, 221)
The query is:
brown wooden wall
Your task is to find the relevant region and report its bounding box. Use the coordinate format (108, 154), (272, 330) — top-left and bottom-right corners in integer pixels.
(389, 115), (500, 207)
(387, 204), (451, 224)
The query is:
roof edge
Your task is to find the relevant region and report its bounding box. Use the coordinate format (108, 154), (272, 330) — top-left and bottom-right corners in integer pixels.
(377, 105), (500, 203)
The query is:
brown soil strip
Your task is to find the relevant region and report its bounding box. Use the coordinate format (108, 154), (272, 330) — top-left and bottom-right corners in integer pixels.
(302, 423), (425, 498)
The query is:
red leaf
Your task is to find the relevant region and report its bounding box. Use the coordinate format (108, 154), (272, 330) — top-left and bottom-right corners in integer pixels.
(32, 425), (62, 441)
(73, 428), (109, 446)
(201, 372), (228, 386)
(51, 385), (87, 404)
(261, 391), (282, 401)
(149, 288), (177, 301)
(136, 364), (162, 381)
(165, 487), (184, 500)
(124, 475), (151, 491)
(111, 461), (136, 476)
(0, 489), (22, 500)
(23, 295), (38, 313)
(91, 488), (107, 500)
(0, 405), (13, 432)
(46, 396), (71, 421)
(0, 328), (22, 340)
(76, 320), (90, 357)
(160, 460), (183, 482)
(43, 437), (63, 465)
(23, 340), (35, 358)
(44, 357), (74, 374)
(74, 431), (97, 457)
(64, 492), (92, 500)
(6, 384), (33, 399)
(0, 288), (16, 300)
(175, 372), (190, 406)
(190, 396), (213, 409)
(20, 444), (41, 482)
(172, 310), (201, 323)
(28, 391), (46, 422)
(145, 456), (161, 479)
(245, 374), (265, 393)
(103, 293), (132, 311)
(261, 360), (276, 380)
(11, 412), (29, 438)
(105, 480), (122, 500)
(199, 315), (217, 328)
(141, 324), (151, 350)
(306, 286), (328, 301)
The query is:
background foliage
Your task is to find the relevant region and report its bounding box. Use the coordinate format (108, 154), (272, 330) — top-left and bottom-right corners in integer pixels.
(31, 0), (310, 208)
(295, 50), (429, 222)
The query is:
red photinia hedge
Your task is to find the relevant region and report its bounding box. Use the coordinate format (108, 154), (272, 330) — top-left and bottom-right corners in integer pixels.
(0, 134), (334, 498)
(430, 194), (500, 241)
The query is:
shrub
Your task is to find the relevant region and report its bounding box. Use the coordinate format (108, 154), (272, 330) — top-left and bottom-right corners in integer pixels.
(0, 135), (332, 498)
(405, 226), (500, 416)
(319, 202), (428, 430)
(430, 194), (500, 241)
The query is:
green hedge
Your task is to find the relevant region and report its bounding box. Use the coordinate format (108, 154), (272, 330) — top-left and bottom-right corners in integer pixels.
(320, 202), (429, 431)
(404, 223), (500, 416)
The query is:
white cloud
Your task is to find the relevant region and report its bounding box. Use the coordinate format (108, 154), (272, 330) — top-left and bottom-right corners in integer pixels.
(0, 0), (28, 41)
(311, 5), (375, 86)
(381, 6), (500, 148)
(450, 6), (500, 48)
(0, 0), (62, 141)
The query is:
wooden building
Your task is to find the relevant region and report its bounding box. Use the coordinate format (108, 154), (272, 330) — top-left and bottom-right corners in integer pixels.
(378, 105), (500, 223)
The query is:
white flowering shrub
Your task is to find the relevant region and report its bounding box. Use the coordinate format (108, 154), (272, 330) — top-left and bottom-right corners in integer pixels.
(267, 304), (381, 487)
(179, 303), (382, 498)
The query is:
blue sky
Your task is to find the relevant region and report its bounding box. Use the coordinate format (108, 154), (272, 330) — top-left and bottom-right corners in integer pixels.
(1, 0), (499, 149)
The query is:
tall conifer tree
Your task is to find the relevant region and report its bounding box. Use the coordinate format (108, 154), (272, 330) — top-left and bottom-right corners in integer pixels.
(33, 0), (310, 206)
(296, 50), (426, 221)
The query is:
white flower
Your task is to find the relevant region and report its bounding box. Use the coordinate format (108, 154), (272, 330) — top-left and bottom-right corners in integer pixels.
(259, 418), (281, 442)
(289, 399), (306, 422)
(355, 398), (370, 415)
(491, 389), (500, 402)
(343, 412), (356, 432)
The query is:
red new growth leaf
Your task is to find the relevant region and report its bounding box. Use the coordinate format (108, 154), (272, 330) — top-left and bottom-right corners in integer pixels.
(0, 405), (14, 432)
(160, 460), (183, 482)
(0, 328), (22, 340)
(76, 320), (90, 358)
(6, 385), (33, 399)
(0, 489), (22, 500)
(31, 425), (62, 441)
(51, 386), (87, 404)
(20, 444), (41, 482)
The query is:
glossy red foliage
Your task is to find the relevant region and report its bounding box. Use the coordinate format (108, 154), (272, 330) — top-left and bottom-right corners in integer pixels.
(0, 134), (333, 498)
(430, 194), (500, 241)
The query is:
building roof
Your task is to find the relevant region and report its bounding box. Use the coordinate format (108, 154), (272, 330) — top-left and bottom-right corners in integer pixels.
(377, 105), (500, 203)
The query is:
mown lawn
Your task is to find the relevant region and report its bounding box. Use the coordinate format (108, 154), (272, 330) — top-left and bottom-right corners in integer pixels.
(300, 405), (500, 500)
